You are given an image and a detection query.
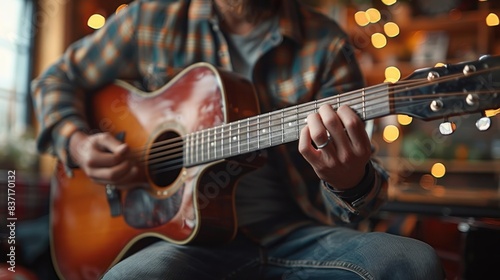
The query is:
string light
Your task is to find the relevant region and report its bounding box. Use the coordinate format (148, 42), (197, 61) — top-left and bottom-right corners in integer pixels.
(354, 11), (370, 26)
(381, 0), (397, 5)
(366, 8), (381, 24)
(371, 33), (387, 49)
(486, 13), (499, 26)
(116, 4), (129, 14)
(87, 14), (106, 29)
(397, 115), (413, 126)
(383, 125), (400, 143)
(384, 66), (401, 83)
(384, 22), (400, 37)
(431, 163), (446, 178)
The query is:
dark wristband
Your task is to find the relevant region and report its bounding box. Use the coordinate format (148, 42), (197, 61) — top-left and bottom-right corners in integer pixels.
(324, 162), (375, 203)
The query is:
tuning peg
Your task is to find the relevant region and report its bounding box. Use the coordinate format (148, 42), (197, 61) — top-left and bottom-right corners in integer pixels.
(439, 119), (456, 135)
(476, 113), (492, 131)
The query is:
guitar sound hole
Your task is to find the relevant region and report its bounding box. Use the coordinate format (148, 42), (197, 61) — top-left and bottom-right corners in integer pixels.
(148, 130), (183, 187)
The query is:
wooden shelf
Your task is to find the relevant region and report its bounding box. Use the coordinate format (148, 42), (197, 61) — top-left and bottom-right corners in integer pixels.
(379, 157), (500, 174)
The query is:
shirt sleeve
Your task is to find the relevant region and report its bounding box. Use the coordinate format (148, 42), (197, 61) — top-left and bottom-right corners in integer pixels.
(31, 1), (141, 172)
(315, 36), (390, 223)
(321, 160), (389, 223)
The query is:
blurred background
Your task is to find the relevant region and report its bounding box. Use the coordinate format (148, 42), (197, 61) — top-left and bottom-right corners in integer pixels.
(0, 0), (499, 279)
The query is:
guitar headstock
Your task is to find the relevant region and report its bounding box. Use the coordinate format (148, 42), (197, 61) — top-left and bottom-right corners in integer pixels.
(392, 55), (500, 134)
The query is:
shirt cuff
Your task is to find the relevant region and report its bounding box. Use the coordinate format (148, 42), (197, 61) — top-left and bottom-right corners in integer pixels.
(322, 161), (378, 215)
(51, 117), (89, 176)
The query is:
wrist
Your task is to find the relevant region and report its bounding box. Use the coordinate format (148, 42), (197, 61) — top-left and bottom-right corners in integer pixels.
(68, 131), (88, 168)
(323, 162), (375, 203)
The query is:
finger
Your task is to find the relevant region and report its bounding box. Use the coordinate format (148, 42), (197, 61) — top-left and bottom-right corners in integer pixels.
(318, 105), (350, 151)
(336, 105), (371, 156)
(87, 144), (130, 168)
(86, 133), (130, 167)
(298, 125), (320, 159)
(96, 133), (127, 154)
(87, 160), (135, 185)
(306, 112), (331, 149)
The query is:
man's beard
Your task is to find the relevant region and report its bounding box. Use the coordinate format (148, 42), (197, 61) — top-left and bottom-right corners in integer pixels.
(216, 0), (280, 23)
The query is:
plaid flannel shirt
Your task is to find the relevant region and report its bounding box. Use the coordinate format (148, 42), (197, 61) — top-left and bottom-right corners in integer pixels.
(32, 0), (388, 244)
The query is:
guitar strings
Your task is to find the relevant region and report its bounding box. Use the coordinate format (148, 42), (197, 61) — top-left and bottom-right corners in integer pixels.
(146, 67), (494, 159)
(146, 90), (496, 175)
(121, 65), (499, 174)
(140, 65), (500, 172)
(139, 65), (495, 159)
(144, 66), (496, 171)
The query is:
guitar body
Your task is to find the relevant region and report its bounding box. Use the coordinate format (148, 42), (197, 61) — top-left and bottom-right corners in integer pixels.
(50, 63), (261, 280)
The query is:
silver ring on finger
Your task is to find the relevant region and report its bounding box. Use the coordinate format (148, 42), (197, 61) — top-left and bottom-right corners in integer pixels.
(316, 131), (331, 149)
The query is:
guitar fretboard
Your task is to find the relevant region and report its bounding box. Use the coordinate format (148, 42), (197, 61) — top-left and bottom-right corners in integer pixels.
(184, 83), (391, 166)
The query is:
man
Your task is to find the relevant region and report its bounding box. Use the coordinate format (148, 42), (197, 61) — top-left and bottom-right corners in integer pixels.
(32, 0), (443, 279)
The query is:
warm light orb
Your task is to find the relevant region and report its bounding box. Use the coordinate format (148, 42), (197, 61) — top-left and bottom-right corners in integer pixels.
(116, 4), (129, 14)
(486, 13), (499, 26)
(88, 14), (106, 29)
(397, 115), (413, 125)
(384, 66), (401, 83)
(382, 0), (397, 5)
(371, 33), (387, 49)
(383, 125), (400, 143)
(384, 22), (400, 37)
(366, 8), (381, 23)
(355, 11), (370, 26)
(431, 163), (446, 178)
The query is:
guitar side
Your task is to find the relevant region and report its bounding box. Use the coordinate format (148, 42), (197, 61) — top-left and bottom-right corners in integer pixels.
(50, 63), (261, 280)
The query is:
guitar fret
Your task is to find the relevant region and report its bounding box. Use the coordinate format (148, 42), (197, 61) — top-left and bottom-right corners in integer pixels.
(362, 88), (366, 120)
(214, 127), (218, 159)
(247, 118), (250, 152)
(195, 132), (199, 163)
(221, 126), (224, 157)
(190, 133), (195, 166)
(201, 130), (205, 162)
(237, 121), (241, 154)
(229, 123), (232, 156)
(281, 110), (284, 144)
(268, 114), (271, 145)
(257, 118), (260, 150)
(184, 134), (189, 166)
(296, 105), (299, 139)
(207, 129), (210, 161)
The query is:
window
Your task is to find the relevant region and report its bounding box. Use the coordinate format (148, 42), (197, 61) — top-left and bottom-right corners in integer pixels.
(0, 0), (34, 135)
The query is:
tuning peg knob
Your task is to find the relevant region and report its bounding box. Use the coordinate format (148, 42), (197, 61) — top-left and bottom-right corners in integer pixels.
(476, 115), (492, 131)
(439, 119), (456, 135)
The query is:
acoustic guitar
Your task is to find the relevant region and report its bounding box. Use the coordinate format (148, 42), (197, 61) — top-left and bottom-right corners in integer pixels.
(50, 56), (500, 279)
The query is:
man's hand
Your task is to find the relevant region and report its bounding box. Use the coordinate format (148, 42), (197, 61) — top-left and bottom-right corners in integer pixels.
(69, 131), (139, 186)
(298, 105), (372, 191)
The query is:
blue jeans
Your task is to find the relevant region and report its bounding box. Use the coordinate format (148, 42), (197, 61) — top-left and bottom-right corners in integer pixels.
(102, 225), (444, 279)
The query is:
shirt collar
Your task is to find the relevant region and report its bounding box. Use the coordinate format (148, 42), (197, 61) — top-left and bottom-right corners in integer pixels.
(189, 0), (304, 44)
(277, 0), (304, 45)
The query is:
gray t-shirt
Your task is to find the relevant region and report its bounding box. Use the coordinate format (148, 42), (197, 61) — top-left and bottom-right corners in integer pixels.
(225, 18), (306, 227)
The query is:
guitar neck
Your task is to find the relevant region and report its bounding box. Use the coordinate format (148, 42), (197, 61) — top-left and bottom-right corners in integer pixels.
(184, 83), (392, 166)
